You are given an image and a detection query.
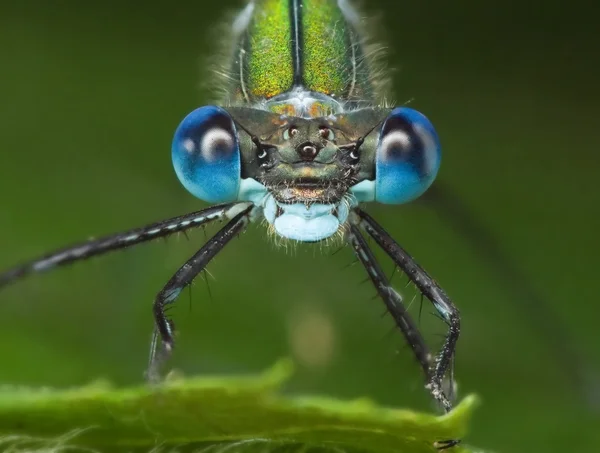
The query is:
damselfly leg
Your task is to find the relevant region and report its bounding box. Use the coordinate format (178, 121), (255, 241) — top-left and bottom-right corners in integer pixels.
(0, 202), (255, 382)
(0, 203), (245, 289)
(147, 206), (252, 381)
(355, 208), (461, 412)
(348, 215), (459, 413)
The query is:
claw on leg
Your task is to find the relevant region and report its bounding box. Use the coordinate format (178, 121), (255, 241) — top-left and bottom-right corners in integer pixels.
(425, 379), (453, 413)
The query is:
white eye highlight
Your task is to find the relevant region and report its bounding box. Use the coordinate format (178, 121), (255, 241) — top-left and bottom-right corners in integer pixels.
(200, 128), (235, 162)
(319, 126), (334, 141)
(379, 130), (412, 161)
(183, 138), (196, 153)
(283, 126), (299, 140)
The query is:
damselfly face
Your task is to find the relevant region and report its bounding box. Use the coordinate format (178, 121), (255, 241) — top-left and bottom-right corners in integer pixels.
(172, 105), (441, 241)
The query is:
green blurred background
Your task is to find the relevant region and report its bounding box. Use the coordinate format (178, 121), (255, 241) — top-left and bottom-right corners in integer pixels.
(0, 0), (598, 452)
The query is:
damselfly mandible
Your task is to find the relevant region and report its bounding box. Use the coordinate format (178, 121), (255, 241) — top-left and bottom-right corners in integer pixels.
(0, 0), (461, 445)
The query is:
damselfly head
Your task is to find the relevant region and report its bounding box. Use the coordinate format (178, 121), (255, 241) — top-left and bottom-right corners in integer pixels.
(171, 105), (441, 242)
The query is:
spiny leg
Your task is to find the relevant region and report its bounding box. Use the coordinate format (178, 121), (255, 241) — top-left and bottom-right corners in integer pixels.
(354, 208), (461, 413)
(0, 203), (250, 288)
(347, 225), (432, 378)
(147, 206), (252, 382)
(347, 224), (460, 450)
(421, 183), (596, 407)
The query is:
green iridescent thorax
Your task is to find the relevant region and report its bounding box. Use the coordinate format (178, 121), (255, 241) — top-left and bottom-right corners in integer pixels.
(245, 0), (294, 99)
(226, 0), (378, 117)
(302, 0), (369, 99)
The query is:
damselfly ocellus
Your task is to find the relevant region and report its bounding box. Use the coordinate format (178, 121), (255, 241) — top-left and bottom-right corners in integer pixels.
(0, 1), (461, 445)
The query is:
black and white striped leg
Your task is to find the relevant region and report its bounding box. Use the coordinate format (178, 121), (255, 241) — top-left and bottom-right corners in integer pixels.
(347, 225), (432, 378)
(0, 203), (250, 288)
(146, 206), (252, 382)
(355, 208), (461, 414)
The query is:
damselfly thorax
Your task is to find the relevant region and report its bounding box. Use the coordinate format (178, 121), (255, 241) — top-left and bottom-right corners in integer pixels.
(0, 1), (461, 447)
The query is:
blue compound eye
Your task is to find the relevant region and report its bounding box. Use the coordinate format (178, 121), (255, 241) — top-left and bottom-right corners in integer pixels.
(375, 107), (441, 204)
(172, 106), (241, 203)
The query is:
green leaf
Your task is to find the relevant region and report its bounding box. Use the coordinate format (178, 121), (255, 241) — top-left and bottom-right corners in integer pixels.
(0, 360), (479, 453)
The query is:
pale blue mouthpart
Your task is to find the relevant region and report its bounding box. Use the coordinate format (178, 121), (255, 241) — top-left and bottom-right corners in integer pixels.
(263, 195), (350, 242)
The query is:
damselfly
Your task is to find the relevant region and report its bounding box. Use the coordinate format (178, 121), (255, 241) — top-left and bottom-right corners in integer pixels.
(0, 0), (460, 445)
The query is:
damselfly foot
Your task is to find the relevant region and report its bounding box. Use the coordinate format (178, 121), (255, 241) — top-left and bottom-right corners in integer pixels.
(426, 379), (454, 413)
(146, 326), (175, 384)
